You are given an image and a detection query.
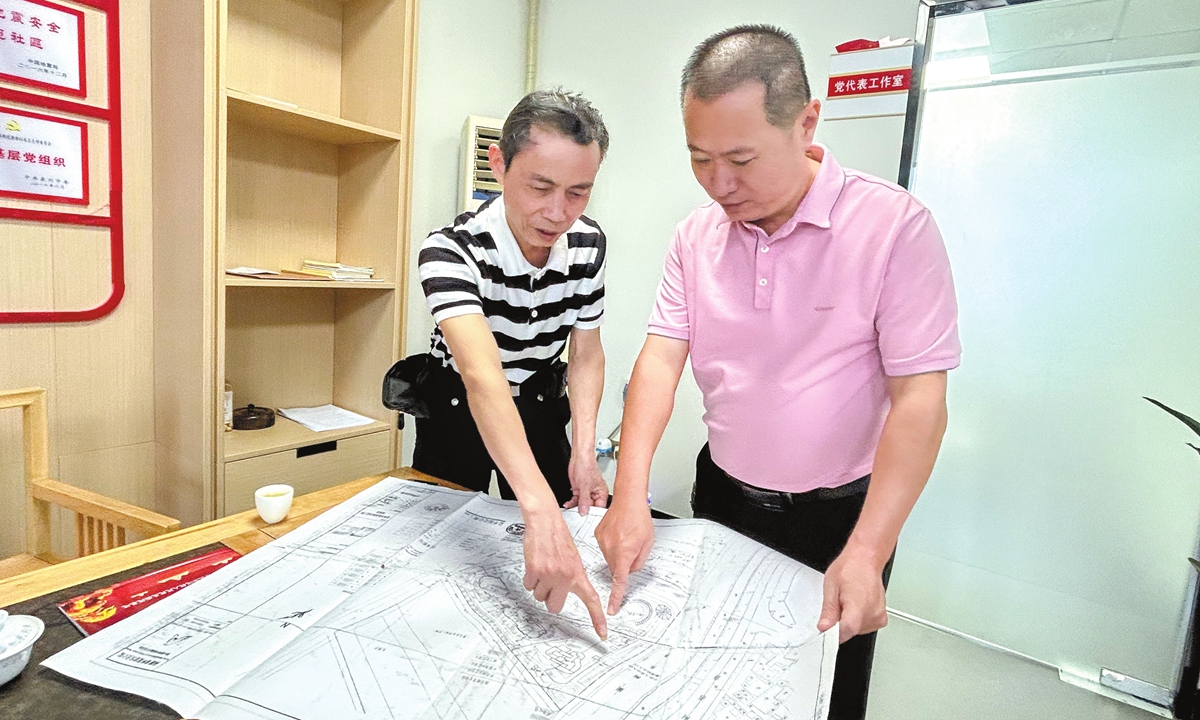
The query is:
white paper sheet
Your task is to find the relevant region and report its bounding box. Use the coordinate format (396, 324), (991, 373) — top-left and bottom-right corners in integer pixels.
(277, 404), (375, 432)
(225, 267), (280, 277)
(43, 478), (837, 720)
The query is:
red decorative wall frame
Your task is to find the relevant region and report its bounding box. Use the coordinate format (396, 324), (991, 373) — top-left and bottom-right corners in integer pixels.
(0, 0), (121, 324)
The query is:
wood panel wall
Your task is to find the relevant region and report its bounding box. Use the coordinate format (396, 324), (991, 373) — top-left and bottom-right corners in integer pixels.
(0, 0), (154, 559)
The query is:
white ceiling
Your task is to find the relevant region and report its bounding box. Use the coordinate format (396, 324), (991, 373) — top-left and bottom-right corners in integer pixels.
(983, 0), (1200, 50)
(1116, 0), (1200, 38)
(932, 0), (1200, 74)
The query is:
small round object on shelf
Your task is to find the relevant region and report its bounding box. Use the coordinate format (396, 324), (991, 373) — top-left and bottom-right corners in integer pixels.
(232, 404), (275, 430)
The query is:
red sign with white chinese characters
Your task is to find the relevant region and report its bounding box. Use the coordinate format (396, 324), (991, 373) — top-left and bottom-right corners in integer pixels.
(0, 0), (86, 97)
(827, 67), (912, 98)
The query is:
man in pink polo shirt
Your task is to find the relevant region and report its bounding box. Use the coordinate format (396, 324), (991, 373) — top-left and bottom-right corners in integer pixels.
(595, 25), (960, 720)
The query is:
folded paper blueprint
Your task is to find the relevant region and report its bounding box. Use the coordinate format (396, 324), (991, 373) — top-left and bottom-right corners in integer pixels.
(44, 478), (836, 719)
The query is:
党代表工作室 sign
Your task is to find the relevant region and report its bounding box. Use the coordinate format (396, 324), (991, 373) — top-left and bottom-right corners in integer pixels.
(0, 0), (86, 96)
(824, 43), (914, 120)
(0, 104), (87, 203)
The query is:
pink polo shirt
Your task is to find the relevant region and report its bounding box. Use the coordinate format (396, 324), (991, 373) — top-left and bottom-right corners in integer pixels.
(647, 144), (960, 492)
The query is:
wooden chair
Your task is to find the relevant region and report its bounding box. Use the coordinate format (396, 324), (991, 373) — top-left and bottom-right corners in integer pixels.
(0, 387), (181, 579)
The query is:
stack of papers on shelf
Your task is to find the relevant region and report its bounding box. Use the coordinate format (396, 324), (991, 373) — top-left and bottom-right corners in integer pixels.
(278, 404), (376, 433)
(294, 260), (382, 282)
(225, 267), (331, 281)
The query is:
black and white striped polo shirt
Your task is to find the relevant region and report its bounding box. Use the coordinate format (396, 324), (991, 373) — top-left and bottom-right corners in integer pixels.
(418, 196), (606, 386)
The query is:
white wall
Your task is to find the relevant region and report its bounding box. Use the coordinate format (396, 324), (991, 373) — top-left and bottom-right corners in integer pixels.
(536, 1), (920, 516)
(401, 0), (529, 465)
(404, 1), (921, 516)
(892, 61), (1200, 689)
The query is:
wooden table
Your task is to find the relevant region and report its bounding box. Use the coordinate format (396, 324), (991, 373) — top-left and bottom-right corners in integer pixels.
(0, 467), (461, 609)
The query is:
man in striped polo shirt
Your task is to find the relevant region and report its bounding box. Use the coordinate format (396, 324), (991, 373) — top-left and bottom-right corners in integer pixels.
(415, 89), (609, 638)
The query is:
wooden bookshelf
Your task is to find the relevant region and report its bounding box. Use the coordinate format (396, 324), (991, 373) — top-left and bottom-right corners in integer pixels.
(226, 89), (402, 146)
(151, 0), (418, 525)
(223, 120), (401, 281)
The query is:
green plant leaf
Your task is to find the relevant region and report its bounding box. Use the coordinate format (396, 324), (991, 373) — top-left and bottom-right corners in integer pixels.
(1144, 397), (1200, 440)
(1191, 557), (1200, 574)
(1190, 443), (1200, 457)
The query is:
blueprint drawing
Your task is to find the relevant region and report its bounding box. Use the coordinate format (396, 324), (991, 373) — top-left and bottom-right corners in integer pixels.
(43, 477), (837, 720)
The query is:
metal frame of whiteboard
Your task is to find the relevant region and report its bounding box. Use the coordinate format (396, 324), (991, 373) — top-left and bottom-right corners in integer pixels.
(897, 0), (1200, 716)
(899, 0), (1200, 188)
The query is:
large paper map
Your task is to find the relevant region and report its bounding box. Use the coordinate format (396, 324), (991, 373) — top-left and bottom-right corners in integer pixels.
(44, 478), (837, 719)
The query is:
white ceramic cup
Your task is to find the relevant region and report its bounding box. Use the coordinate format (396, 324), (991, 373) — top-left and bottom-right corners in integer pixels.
(255, 484), (294, 524)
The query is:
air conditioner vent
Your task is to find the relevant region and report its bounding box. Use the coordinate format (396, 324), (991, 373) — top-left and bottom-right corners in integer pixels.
(460, 116), (504, 213)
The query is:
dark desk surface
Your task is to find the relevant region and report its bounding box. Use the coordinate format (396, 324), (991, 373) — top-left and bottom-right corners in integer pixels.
(0, 545), (225, 719)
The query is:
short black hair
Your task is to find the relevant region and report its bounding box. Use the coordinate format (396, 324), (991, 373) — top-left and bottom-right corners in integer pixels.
(499, 88), (609, 170)
(681, 25), (812, 128)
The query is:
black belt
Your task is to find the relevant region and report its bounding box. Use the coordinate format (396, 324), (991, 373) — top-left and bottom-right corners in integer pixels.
(726, 472), (870, 510)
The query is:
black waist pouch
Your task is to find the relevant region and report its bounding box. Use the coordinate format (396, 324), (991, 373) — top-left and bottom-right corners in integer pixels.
(522, 358), (569, 400)
(384, 355), (570, 420)
(382, 353), (434, 418)
(519, 359), (571, 424)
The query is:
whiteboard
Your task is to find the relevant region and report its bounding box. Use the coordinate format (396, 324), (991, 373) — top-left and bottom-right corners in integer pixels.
(890, 59), (1200, 690)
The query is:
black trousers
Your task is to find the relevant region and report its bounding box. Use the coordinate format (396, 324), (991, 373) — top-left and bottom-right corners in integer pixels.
(411, 365), (574, 506)
(692, 444), (893, 720)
